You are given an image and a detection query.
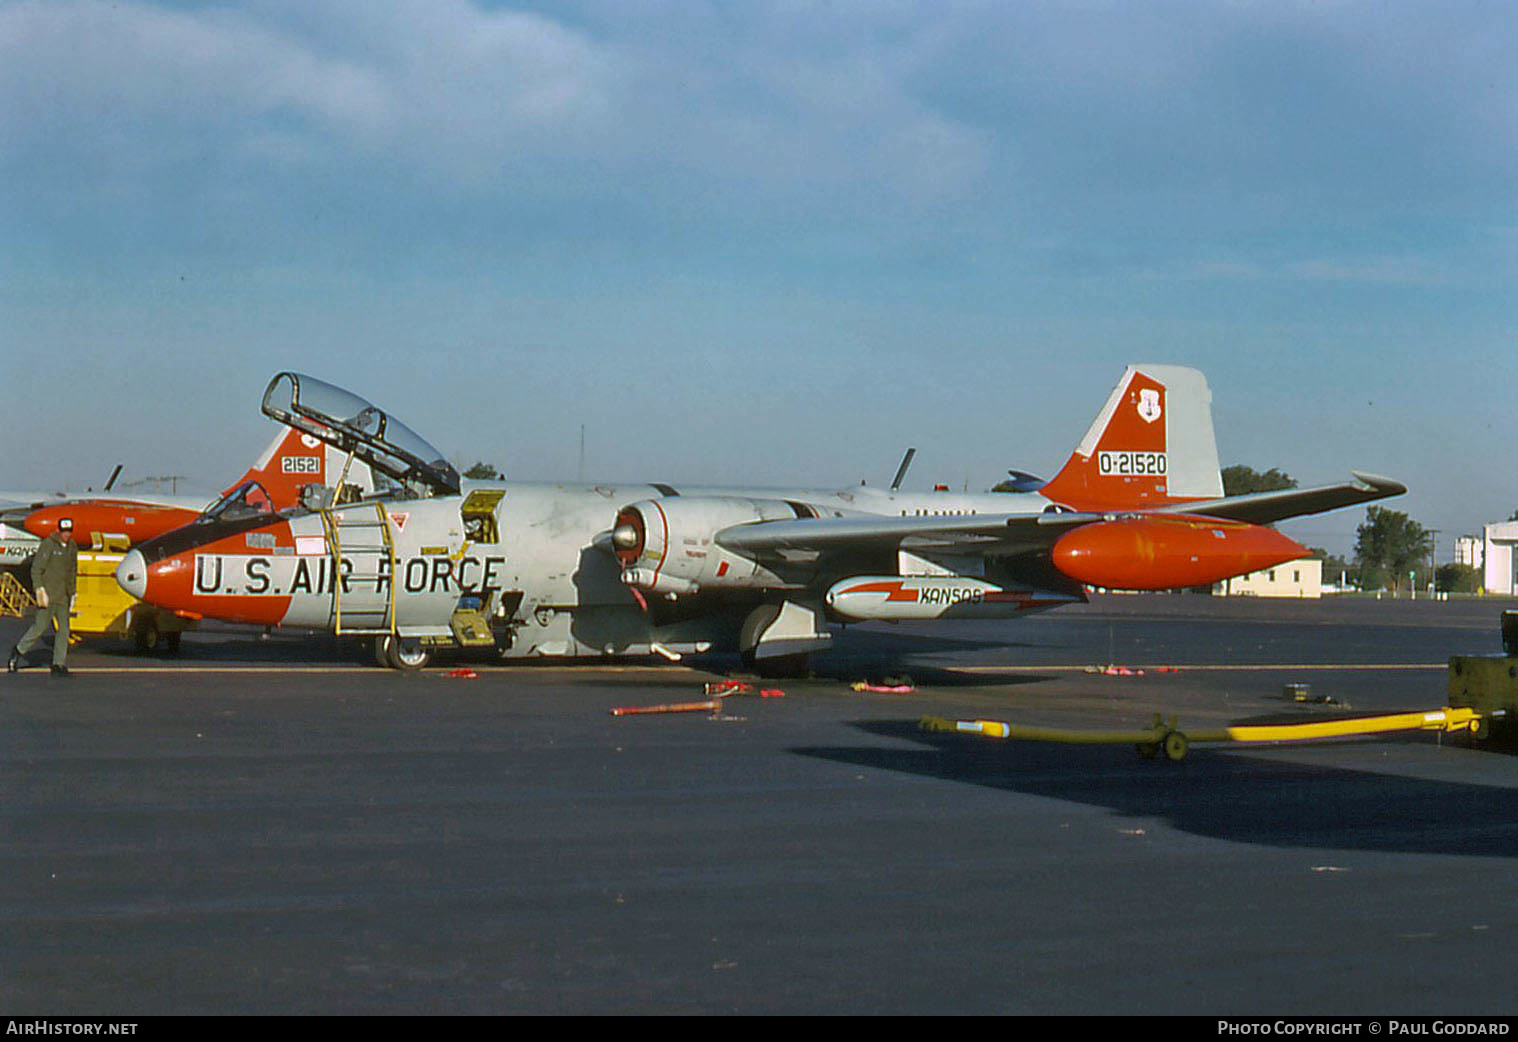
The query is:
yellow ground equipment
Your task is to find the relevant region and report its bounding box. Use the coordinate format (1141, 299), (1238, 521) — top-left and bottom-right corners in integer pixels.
(2, 549), (192, 653)
(74, 548), (194, 652)
(0, 571), (33, 617)
(920, 706), (1494, 763)
(1448, 657), (1518, 740)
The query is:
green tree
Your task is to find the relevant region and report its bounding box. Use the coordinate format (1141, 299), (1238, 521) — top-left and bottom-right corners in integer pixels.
(1354, 507), (1433, 593)
(1221, 465), (1297, 496)
(1435, 563), (1482, 594)
(463, 461), (501, 480)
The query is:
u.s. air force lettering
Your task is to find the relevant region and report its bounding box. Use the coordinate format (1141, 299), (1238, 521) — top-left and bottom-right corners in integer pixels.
(193, 554), (507, 596)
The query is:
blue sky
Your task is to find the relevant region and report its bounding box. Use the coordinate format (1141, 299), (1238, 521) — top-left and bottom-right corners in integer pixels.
(3, 1), (1515, 556)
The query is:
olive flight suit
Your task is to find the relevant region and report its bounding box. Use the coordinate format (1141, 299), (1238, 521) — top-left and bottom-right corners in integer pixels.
(13, 530), (78, 670)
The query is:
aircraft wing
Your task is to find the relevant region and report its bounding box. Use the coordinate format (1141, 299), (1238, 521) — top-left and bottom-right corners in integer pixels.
(1147, 472), (1406, 526)
(713, 472), (1403, 561)
(715, 510), (1099, 559)
(0, 494), (64, 518)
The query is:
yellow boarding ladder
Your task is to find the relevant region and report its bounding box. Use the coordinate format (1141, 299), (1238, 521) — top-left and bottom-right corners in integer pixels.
(322, 502), (397, 635)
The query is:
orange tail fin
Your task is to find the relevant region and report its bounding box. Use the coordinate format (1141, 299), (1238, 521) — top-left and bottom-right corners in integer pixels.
(1040, 365), (1223, 512)
(221, 426), (373, 509)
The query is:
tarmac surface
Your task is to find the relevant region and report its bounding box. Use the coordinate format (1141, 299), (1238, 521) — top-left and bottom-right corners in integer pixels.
(3, 594), (1516, 1015)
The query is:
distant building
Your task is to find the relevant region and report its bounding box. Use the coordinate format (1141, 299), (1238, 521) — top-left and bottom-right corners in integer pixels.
(1455, 535), (1484, 569)
(1482, 521), (1518, 595)
(1217, 557), (1322, 599)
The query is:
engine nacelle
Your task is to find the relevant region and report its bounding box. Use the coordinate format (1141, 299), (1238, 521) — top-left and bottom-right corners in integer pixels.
(610, 496), (802, 596)
(1051, 516), (1307, 591)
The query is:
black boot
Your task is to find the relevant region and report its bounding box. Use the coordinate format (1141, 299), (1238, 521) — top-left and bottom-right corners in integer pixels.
(50, 665), (69, 677)
(7, 648), (19, 673)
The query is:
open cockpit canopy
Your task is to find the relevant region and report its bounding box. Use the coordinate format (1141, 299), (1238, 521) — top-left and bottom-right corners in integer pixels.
(261, 372), (460, 497)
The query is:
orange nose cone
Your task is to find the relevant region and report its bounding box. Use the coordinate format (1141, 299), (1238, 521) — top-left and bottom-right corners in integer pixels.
(133, 549), (291, 626)
(1052, 517), (1307, 590)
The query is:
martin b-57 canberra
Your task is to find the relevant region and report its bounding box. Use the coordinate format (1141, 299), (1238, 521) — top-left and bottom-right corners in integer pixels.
(117, 366), (1403, 671)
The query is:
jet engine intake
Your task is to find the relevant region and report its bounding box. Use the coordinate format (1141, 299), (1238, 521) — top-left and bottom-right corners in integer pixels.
(611, 497), (802, 596)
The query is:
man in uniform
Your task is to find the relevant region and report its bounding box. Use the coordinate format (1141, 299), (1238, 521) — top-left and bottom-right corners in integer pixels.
(8, 517), (78, 676)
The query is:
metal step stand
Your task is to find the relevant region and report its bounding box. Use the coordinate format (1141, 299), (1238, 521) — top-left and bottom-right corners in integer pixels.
(322, 502), (397, 636)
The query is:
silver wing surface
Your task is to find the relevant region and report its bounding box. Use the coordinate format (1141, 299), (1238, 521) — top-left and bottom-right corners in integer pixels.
(714, 472), (1404, 560)
(1147, 472), (1406, 526)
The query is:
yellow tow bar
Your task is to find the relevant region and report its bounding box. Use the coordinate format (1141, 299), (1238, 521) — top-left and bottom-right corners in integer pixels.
(919, 707), (1493, 763)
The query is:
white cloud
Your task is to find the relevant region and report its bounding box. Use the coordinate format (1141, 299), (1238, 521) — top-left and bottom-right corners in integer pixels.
(0, 1), (624, 181)
(0, 0), (990, 208)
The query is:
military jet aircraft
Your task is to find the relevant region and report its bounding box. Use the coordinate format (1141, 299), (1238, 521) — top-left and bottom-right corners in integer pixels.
(116, 366), (1404, 671)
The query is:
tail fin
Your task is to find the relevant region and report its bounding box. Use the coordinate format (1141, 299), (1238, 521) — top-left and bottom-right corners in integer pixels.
(221, 426), (375, 509)
(1039, 364), (1223, 512)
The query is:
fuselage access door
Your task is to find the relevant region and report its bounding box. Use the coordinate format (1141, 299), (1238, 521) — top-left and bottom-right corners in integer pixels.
(451, 487), (517, 647)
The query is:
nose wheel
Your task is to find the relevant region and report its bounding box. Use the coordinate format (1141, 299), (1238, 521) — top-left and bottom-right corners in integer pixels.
(375, 634), (431, 671)
(132, 617), (182, 656)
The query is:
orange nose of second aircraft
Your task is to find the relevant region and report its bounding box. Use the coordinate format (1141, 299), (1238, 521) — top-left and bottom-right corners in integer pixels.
(26, 503), (201, 546)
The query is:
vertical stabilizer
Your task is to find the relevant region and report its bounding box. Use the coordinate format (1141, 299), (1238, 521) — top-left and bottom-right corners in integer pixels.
(1039, 365), (1223, 511)
(221, 426), (376, 509)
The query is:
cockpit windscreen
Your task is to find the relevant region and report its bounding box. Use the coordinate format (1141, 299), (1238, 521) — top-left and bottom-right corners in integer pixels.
(203, 480), (275, 522)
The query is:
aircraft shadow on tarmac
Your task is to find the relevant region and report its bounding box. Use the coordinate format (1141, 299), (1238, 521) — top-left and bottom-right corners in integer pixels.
(794, 721), (1518, 858)
(825, 626), (1054, 657)
(808, 663), (1055, 687)
(19, 617), (1048, 671)
(808, 628), (1063, 687)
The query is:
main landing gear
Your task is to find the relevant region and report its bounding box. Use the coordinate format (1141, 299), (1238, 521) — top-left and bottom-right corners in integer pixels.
(374, 634), (432, 671)
(738, 601), (830, 679)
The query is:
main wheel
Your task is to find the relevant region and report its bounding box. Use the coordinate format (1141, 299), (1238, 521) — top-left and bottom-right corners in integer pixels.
(377, 634), (431, 671)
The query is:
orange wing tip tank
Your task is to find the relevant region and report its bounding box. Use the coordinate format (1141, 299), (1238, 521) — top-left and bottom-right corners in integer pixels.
(1050, 515), (1307, 591)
